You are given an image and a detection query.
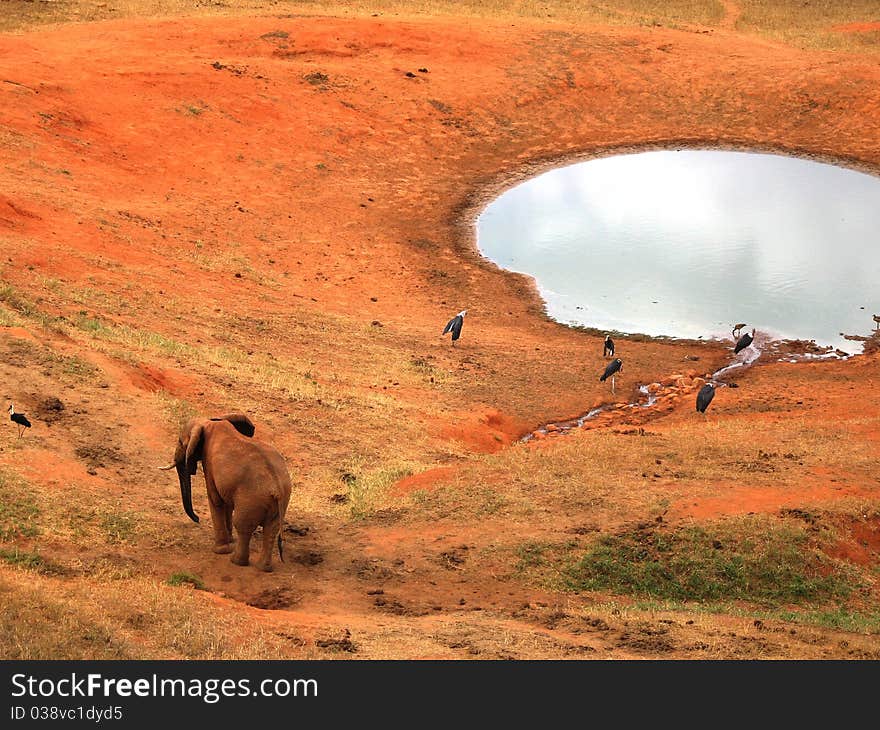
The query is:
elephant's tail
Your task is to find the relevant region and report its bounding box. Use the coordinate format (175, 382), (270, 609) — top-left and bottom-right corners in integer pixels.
(274, 494), (285, 563)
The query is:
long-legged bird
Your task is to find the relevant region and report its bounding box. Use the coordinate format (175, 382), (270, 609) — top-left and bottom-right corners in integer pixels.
(603, 334), (615, 358)
(600, 358), (623, 393)
(442, 309), (467, 345)
(696, 383), (716, 414)
(734, 327), (755, 354)
(8, 403), (31, 438)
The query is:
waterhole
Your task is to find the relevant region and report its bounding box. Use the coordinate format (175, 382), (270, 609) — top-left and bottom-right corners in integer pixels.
(476, 149), (880, 353)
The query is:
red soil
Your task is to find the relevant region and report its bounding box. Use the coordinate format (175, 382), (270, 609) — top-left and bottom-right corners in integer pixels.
(1, 10), (879, 659)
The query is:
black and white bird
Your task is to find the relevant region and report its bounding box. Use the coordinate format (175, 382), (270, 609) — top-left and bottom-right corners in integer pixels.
(696, 383), (716, 414)
(442, 309), (467, 345)
(8, 403), (31, 438)
(873, 314), (880, 331)
(732, 323), (747, 339)
(734, 327), (755, 354)
(603, 334), (615, 358)
(600, 358), (623, 393)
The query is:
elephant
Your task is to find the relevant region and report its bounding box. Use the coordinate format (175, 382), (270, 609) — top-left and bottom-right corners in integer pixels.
(159, 413), (292, 572)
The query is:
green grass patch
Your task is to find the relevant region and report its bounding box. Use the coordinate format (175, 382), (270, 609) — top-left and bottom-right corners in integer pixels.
(0, 548), (64, 575)
(100, 513), (138, 544)
(0, 284), (66, 332)
(0, 471), (40, 541)
(72, 312), (191, 358)
(767, 606), (880, 635)
(167, 572), (206, 590)
(563, 516), (860, 607)
(515, 540), (555, 572)
(335, 458), (414, 520)
(0, 283), (37, 317)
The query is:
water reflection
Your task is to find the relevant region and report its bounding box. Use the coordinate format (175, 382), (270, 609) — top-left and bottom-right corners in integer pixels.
(476, 150), (880, 352)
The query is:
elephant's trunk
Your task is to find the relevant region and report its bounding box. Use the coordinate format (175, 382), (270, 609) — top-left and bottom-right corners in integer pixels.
(176, 459), (200, 524)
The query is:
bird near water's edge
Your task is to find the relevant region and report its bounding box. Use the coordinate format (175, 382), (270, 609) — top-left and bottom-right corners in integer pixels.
(734, 328), (755, 354)
(603, 334), (615, 358)
(600, 358), (623, 394)
(600, 358), (623, 382)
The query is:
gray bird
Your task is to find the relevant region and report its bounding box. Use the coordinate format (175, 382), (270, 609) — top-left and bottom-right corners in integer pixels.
(600, 358), (622, 393)
(696, 383), (716, 413)
(442, 309), (467, 345)
(734, 328), (755, 354)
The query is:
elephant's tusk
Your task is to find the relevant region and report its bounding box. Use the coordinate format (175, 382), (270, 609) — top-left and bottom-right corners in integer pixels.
(157, 463), (176, 471)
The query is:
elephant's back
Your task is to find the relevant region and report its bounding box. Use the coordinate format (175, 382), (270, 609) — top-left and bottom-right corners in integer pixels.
(213, 432), (292, 497)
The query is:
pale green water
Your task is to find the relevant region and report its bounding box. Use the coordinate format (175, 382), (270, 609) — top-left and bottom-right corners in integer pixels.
(476, 150), (880, 353)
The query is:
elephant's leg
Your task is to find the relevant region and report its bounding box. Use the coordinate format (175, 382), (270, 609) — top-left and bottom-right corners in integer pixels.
(208, 498), (233, 554)
(256, 514), (282, 572)
(231, 514), (256, 567)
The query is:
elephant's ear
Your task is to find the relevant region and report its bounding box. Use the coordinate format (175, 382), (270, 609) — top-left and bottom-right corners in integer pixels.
(211, 412), (255, 438)
(185, 422), (206, 475)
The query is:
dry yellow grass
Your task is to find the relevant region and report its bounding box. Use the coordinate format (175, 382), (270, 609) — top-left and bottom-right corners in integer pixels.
(3, 0), (877, 52)
(737, 0), (880, 50)
(0, 569), (310, 659)
(400, 411), (878, 528)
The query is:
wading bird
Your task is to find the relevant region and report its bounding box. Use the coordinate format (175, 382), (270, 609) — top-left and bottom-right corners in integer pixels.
(734, 327), (755, 354)
(696, 383), (716, 414)
(603, 334), (615, 358)
(8, 403), (31, 438)
(732, 323), (747, 339)
(442, 309), (467, 345)
(600, 358), (623, 393)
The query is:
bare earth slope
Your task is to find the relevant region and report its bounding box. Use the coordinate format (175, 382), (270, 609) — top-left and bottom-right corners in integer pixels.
(1, 6), (879, 658)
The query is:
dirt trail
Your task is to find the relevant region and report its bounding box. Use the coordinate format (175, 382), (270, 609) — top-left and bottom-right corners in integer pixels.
(719, 0), (742, 30)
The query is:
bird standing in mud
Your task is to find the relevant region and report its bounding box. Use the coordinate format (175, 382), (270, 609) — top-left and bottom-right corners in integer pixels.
(734, 327), (755, 354)
(696, 383), (716, 414)
(603, 334), (615, 358)
(600, 358), (623, 393)
(8, 403), (31, 438)
(442, 309), (467, 345)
